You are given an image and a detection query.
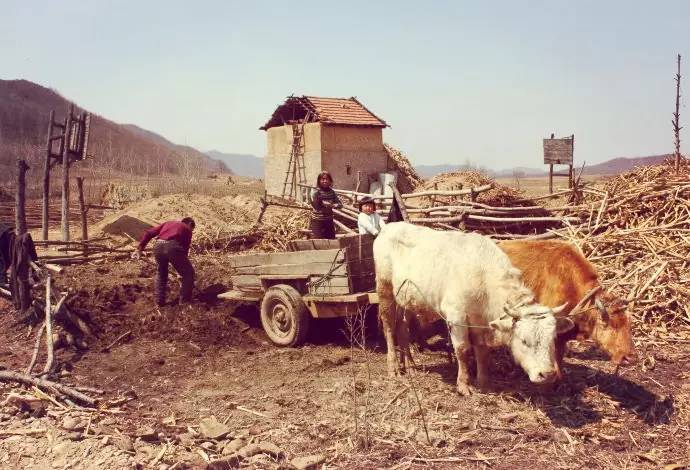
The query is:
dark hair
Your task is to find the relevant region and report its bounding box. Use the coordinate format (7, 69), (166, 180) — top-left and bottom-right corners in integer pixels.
(181, 217), (196, 230)
(315, 170), (333, 189)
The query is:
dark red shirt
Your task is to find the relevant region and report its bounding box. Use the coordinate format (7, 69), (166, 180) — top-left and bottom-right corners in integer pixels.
(138, 221), (193, 254)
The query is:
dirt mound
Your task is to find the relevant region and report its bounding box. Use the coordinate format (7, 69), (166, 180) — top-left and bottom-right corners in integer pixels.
(416, 170), (523, 206)
(94, 193), (262, 243)
(384, 144), (423, 193)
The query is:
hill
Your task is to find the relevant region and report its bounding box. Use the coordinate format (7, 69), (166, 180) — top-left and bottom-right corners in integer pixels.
(416, 154), (673, 179)
(0, 79), (228, 181)
(205, 150), (263, 178)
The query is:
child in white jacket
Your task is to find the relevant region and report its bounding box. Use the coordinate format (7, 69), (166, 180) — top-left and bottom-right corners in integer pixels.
(357, 196), (386, 236)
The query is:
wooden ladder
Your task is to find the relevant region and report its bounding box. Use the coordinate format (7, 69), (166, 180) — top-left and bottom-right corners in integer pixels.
(281, 114), (309, 200)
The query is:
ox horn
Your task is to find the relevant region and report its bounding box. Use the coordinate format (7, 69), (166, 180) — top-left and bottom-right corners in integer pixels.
(503, 304), (520, 319)
(551, 302), (569, 315)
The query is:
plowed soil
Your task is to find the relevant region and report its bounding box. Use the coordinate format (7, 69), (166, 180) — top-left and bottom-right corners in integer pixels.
(1, 251), (689, 469)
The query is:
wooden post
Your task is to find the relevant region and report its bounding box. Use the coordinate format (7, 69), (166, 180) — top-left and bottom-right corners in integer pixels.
(568, 165), (573, 189)
(673, 54), (682, 173)
(388, 182), (409, 222)
(16, 160), (29, 236)
(42, 110), (55, 241)
(61, 105), (74, 242)
(76, 177), (88, 241)
(42, 274), (54, 376)
(549, 164), (554, 194)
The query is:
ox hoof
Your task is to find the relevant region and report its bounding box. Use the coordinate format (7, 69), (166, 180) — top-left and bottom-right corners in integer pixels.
(456, 383), (472, 396)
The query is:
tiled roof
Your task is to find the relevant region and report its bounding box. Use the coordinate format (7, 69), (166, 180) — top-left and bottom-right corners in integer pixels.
(260, 96), (388, 130)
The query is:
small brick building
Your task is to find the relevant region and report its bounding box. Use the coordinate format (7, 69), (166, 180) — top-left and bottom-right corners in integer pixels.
(260, 95), (390, 201)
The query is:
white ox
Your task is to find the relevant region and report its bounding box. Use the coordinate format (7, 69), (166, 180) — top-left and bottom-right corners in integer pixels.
(373, 223), (573, 395)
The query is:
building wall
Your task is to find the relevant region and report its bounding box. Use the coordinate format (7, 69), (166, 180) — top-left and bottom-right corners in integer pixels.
(320, 125), (389, 191)
(264, 123), (322, 199)
(264, 123), (389, 198)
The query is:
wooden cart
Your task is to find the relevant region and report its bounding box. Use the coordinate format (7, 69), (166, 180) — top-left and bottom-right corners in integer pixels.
(217, 234), (379, 347)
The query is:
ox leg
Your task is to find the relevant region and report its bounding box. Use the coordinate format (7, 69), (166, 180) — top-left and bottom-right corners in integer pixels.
(448, 323), (472, 396)
(554, 338), (567, 381)
(378, 289), (402, 377)
(474, 345), (491, 391)
(397, 312), (416, 372)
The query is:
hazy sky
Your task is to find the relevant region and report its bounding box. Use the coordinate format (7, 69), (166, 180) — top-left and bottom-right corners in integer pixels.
(3, 1), (689, 169)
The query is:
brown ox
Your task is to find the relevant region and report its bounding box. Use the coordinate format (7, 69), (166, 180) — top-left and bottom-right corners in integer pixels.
(410, 240), (636, 370)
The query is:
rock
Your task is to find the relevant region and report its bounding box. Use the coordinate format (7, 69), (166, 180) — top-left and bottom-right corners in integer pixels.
(176, 432), (195, 447)
(206, 455), (241, 469)
(200, 441), (215, 450)
(291, 454), (326, 470)
(66, 432), (83, 441)
(199, 416), (231, 440)
(237, 442), (283, 459)
(115, 436), (135, 453)
(222, 438), (247, 456)
(61, 416), (86, 432)
(136, 426), (159, 442)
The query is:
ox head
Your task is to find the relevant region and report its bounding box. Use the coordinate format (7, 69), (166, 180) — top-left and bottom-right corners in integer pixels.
(588, 292), (636, 365)
(490, 302), (573, 384)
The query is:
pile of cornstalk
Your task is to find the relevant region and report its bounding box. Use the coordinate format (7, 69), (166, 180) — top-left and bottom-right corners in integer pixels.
(555, 162), (690, 326)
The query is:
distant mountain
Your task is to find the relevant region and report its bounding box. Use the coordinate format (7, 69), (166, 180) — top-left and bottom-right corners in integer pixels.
(122, 124), (230, 174)
(206, 150), (263, 178)
(415, 154), (673, 179)
(0, 79), (228, 178)
(580, 154), (670, 175)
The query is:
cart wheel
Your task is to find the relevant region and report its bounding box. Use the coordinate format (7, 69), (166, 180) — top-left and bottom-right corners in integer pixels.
(260, 284), (310, 347)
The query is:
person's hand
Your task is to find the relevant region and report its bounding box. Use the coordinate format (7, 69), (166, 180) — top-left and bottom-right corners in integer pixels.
(131, 250), (142, 260)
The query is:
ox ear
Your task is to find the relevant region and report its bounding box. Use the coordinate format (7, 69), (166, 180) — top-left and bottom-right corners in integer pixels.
(556, 317), (575, 335)
(490, 316), (514, 333)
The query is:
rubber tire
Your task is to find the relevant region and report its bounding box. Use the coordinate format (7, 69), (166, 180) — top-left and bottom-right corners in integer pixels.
(260, 284), (311, 347)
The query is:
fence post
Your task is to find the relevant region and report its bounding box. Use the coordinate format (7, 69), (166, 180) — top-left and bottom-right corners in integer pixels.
(16, 160), (29, 236)
(61, 105), (74, 242)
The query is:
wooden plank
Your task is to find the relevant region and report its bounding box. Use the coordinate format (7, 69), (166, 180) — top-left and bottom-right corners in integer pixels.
(288, 239), (342, 251)
(309, 283), (351, 295)
(368, 292), (379, 304)
(259, 274), (309, 280)
(344, 246), (374, 263)
(217, 290), (262, 302)
(308, 275), (350, 287)
(303, 292), (369, 304)
(231, 274), (262, 288)
(228, 248), (343, 268)
(235, 261), (348, 276)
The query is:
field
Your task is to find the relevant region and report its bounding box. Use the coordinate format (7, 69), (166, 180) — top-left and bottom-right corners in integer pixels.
(0, 171), (689, 469)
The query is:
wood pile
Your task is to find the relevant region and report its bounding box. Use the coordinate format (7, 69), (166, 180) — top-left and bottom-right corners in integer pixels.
(555, 162), (690, 326)
(417, 170), (523, 207)
(384, 144), (423, 193)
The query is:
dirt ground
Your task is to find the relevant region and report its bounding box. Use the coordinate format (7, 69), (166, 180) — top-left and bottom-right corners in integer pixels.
(1, 250), (689, 469)
(493, 175), (606, 199)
